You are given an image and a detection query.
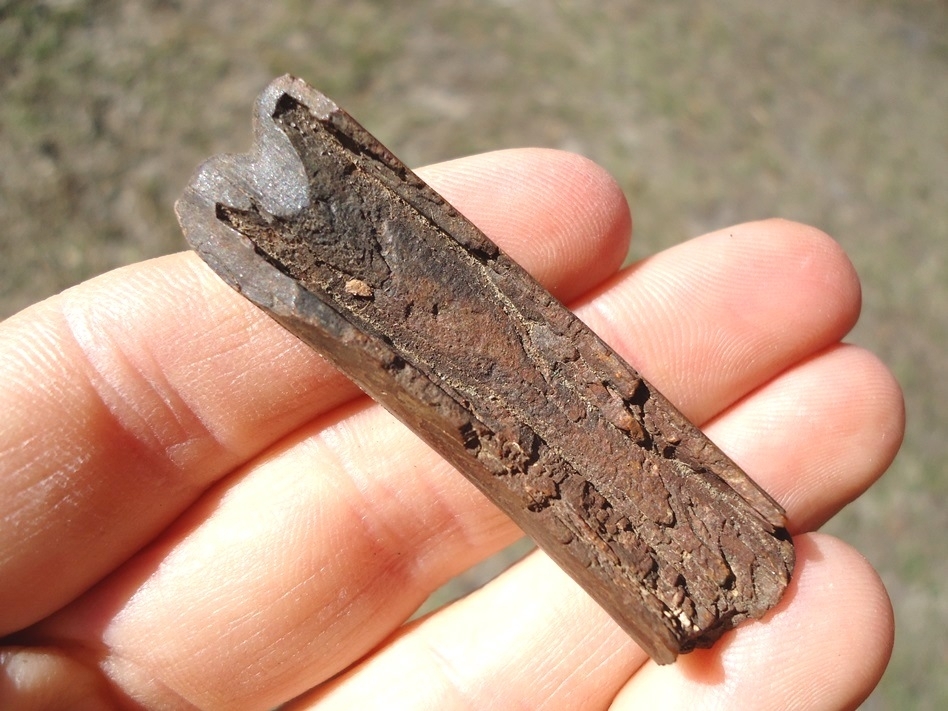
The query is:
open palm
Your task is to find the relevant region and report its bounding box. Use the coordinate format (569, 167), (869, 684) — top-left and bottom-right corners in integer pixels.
(0, 149), (902, 709)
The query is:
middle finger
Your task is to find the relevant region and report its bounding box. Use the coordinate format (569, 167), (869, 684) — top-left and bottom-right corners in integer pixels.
(39, 221), (864, 709)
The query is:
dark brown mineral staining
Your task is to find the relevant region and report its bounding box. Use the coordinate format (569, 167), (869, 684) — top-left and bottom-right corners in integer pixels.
(176, 75), (794, 665)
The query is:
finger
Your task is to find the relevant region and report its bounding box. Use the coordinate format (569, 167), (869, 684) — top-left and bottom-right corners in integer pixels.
(610, 534), (893, 711)
(37, 400), (523, 710)
(703, 343), (904, 533)
(0, 148), (631, 634)
(0, 646), (112, 710)
(575, 218), (862, 423)
(247, 339), (903, 708)
(419, 148), (632, 298)
(290, 535), (891, 711)
(34, 221), (884, 709)
(288, 551), (639, 711)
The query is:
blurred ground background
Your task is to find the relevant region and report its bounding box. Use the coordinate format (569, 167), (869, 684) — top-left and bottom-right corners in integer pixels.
(1, 0), (945, 706)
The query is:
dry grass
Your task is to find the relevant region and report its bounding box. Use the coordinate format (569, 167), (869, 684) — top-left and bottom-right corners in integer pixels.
(2, 0), (946, 706)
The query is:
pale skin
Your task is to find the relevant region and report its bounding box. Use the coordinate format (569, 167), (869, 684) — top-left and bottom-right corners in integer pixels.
(0, 149), (903, 710)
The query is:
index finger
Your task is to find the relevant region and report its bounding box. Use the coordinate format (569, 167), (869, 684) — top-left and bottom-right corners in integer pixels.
(0, 148), (631, 634)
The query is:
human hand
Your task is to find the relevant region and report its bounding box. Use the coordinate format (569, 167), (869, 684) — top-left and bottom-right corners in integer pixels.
(0, 149), (902, 709)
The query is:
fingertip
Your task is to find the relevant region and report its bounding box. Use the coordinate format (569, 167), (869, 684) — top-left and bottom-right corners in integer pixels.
(727, 532), (894, 707)
(862, 349), (906, 476)
(704, 342), (905, 534)
(613, 532), (894, 710)
(778, 533), (894, 707)
(737, 218), (863, 331)
(418, 148), (632, 301)
(577, 218), (865, 422)
(790, 346), (904, 525)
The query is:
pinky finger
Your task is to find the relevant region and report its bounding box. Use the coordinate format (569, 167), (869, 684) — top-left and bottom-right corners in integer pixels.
(610, 533), (893, 711)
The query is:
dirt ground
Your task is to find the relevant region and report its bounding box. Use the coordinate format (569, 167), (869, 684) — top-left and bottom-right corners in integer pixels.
(2, 1), (946, 706)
